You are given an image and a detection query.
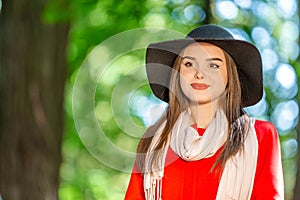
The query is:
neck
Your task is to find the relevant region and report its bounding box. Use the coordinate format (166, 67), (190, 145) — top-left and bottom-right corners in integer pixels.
(189, 101), (219, 128)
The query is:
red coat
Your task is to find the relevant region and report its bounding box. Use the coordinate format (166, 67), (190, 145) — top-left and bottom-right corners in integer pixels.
(125, 120), (284, 199)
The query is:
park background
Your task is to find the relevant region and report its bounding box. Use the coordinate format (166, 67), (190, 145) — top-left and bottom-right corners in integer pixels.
(0, 0), (300, 199)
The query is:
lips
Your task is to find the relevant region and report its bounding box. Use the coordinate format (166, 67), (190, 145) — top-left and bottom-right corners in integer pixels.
(191, 83), (209, 90)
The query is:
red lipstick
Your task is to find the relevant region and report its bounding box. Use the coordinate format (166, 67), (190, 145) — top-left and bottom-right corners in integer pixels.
(191, 83), (209, 90)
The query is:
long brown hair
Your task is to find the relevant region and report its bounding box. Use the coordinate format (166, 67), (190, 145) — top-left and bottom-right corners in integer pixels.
(136, 46), (247, 172)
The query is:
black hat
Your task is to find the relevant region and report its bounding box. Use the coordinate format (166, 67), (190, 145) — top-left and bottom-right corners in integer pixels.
(146, 24), (263, 107)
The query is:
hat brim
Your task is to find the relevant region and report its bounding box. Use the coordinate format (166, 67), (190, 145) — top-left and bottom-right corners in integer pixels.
(146, 38), (263, 107)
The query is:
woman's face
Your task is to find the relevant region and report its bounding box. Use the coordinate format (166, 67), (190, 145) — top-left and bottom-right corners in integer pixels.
(179, 42), (228, 105)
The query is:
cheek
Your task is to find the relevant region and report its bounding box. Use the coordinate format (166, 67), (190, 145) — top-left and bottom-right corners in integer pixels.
(179, 76), (189, 90)
(179, 76), (194, 97)
(213, 69), (228, 88)
(221, 70), (228, 87)
(179, 68), (192, 86)
(179, 67), (189, 78)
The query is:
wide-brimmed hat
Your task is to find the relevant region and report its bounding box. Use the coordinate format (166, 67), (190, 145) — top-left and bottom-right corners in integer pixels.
(145, 24), (263, 107)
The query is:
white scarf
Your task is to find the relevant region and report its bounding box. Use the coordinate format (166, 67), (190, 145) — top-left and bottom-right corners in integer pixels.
(143, 109), (258, 200)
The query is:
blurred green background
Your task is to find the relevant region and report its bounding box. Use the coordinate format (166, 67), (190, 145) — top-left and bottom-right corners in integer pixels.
(1, 0), (300, 200)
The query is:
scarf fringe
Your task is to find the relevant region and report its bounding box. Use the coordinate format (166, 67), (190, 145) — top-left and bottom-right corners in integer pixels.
(145, 177), (162, 200)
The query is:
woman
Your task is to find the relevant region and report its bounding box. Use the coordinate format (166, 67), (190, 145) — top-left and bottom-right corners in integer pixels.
(125, 25), (284, 200)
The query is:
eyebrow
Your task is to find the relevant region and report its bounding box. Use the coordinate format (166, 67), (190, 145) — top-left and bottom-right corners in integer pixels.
(182, 56), (223, 62)
(207, 57), (223, 62)
(182, 56), (196, 60)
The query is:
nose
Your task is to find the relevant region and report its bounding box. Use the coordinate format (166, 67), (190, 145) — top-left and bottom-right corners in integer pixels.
(194, 70), (204, 79)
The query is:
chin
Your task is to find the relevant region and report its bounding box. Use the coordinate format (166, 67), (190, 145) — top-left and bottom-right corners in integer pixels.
(187, 98), (213, 105)
(186, 95), (223, 106)
(182, 90), (222, 106)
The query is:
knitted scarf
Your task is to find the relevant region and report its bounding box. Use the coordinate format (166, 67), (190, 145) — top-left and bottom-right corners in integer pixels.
(143, 109), (258, 200)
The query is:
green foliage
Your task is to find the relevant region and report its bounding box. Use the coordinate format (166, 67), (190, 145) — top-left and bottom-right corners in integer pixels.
(42, 0), (70, 23)
(58, 1), (150, 199)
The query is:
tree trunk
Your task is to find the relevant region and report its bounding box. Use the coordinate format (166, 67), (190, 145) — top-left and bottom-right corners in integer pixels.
(294, 125), (300, 199)
(203, 0), (211, 25)
(0, 1), (69, 199)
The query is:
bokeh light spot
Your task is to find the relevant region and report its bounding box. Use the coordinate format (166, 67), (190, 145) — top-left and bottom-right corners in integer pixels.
(183, 4), (206, 24)
(282, 101), (299, 121)
(216, 1), (238, 19)
(228, 28), (251, 41)
(280, 21), (299, 41)
(234, 0), (251, 9)
(251, 27), (271, 48)
(172, 4), (205, 25)
(245, 97), (268, 117)
(275, 64), (296, 89)
(262, 49), (279, 71)
(280, 40), (299, 61)
(144, 13), (167, 27)
(282, 139), (298, 158)
(273, 100), (299, 131)
(166, 0), (185, 4)
(95, 101), (113, 123)
(89, 8), (107, 26)
(253, 2), (279, 24)
(277, 0), (297, 18)
(130, 94), (167, 127)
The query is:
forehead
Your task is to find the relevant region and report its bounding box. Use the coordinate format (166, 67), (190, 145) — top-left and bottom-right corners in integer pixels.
(181, 42), (225, 58)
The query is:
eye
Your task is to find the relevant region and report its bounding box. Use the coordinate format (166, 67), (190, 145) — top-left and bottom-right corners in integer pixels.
(209, 63), (219, 69)
(183, 61), (195, 68)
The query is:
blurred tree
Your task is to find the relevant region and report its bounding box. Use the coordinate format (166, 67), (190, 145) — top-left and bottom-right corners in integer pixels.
(293, 3), (300, 199)
(0, 1), (69, 199)
(59, 1), (149, 199)
(203, 0), (211, 24)
(294, 110), (300, 198)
